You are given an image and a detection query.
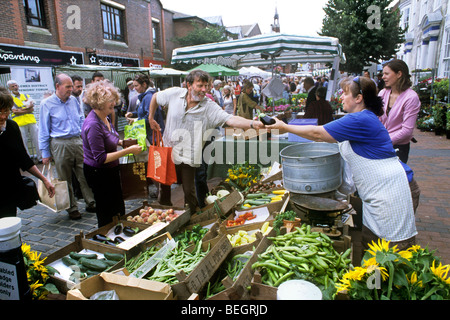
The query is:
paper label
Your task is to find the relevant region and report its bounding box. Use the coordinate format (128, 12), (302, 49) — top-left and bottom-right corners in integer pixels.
(0, 261), (20, 300)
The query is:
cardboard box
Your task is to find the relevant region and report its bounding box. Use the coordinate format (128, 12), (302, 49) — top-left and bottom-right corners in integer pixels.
(189, 190), (242, 224)
(249, 228), (352, 300)
(66, 272), (173, 300)
(84, 216), (152, 250)
(206, 223), (276, 300)
(45, 234), (129, 294)
(121, 202), (191, 241)
(171, 235), (233, 300)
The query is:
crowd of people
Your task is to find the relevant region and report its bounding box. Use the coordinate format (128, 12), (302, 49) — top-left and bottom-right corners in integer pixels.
(0, 59), (423, 252)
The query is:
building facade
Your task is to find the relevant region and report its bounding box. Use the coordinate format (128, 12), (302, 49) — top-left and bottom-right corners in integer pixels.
(397, 0), (450, 78)
(0, 0), (176, 69)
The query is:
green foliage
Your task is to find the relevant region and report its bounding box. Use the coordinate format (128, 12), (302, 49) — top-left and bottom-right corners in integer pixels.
(174, 21), (227, 47)
(432, 104), (446, 129)
(320, 0), (405, 73)
(447, 108), (450, 130)
(433, 78), (449, 102)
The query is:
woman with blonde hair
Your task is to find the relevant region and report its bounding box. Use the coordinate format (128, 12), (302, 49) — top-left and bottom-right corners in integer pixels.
(222, 85), (237, 115)
(82, 80), (143, 227)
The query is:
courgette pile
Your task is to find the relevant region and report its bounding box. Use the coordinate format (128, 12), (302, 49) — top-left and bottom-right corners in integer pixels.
(60, 251), (124, 281)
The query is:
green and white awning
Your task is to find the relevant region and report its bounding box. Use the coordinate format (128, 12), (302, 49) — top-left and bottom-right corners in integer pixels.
(171, 33), (346, 68)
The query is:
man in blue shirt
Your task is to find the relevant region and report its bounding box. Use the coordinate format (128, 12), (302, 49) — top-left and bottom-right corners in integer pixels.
(39, 73), (95, 220)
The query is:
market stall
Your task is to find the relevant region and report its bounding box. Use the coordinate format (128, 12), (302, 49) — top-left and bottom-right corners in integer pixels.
(188, 64), (239, 77)
(171, 33), (346, 100)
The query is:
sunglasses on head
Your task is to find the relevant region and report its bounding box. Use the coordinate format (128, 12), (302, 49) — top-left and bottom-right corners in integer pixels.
(353, 76), (363, 95)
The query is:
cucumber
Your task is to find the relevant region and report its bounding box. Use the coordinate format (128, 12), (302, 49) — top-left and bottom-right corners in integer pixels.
(69, 251), (98, 260)
(246, 193), (266, 199)
(62, 256), (79, 267)
(79, 258), (109, 271)
(103, 252), (124, 261)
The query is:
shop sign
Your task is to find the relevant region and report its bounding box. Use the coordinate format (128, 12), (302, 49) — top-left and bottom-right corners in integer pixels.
(89, 54), (140, 67)
(0, 44), (83, 66)
(144, 59), (164, 70)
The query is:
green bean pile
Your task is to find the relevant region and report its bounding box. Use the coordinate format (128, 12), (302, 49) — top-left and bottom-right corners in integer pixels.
(146, 241), (210, 284)
(252, 224), (352, 291)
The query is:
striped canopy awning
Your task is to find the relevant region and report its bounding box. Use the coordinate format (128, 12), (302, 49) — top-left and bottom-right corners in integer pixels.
(171, 33), (346, 68)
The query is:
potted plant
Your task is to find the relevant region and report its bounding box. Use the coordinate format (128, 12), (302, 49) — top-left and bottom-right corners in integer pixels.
(432, 104), (445, 135)
(446, 108), (450, 139)
(273, 210), (300, 234)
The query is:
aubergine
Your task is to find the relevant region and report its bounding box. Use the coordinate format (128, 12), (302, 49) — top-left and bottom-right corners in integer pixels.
(123, 226), (137, 237)
(114, 223), (123, 235)
(114, 236), (125, 244)
(259, 114), (276, 125)
(92, 234), (110, 242)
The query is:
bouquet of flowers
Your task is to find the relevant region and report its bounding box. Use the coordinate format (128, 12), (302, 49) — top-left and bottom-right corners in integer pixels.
(336, 239), (450, 300)
(22, 243), (59, 300)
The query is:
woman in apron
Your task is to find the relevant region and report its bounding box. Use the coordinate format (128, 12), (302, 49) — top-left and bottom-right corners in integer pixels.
(266, 76), (417, 253)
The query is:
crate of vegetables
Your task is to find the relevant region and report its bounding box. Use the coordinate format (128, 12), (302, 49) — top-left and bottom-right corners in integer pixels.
(238, 189), (289, 212)
(121, 202), (190, 242)
(174, 219), (221, 248)
(203, 225), (276, 300)
(84, 216), (150, 249)
(190, 190), (243, 224)
(249, 224), (352, 300)
(44, 233), (129, 294)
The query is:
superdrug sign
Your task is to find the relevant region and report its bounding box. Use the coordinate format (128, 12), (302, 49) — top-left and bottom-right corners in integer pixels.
(0, 44), (83, 66)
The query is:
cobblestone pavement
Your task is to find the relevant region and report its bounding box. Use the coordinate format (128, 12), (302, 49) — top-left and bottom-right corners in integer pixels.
(16, 128), (450, 264)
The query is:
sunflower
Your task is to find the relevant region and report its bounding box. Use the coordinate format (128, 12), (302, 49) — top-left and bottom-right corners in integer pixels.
(366, 238), (396, 257)
(398, 250), (413, 261)
(408, 271), (423, 287)
(343, 266), (368, 281)
(407, 245), (422, 253)
(366, 265), (389, 281)
(430, 260), (450, 284)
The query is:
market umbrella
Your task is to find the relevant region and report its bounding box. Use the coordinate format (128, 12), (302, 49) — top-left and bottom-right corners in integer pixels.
(239, 66), (272, 79)
(149, 67), (189, 77)
(188, 64), (239, 77)
(172, 33), (345, 100)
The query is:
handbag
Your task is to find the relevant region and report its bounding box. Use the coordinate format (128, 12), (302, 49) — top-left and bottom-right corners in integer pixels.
(147, 130), (177, 186)
(38, 163), (70, 213)
(17, 176), (40, 210)
(119, 155), (149, 200)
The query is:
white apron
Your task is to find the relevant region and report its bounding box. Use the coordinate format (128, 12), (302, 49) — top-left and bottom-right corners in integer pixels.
(339, 141), (417, 242)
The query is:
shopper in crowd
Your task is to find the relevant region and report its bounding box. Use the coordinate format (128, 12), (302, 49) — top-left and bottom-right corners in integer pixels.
(39, 73), (96, 220)
(70, 74), (86, 200)
(0, 87), (55, 218)
(211, 79), (224, 108)
(233, 81), (241, 101)
(303, 77), (317, 112)
(7, 80), (42, 163)
(148, 70), (264, 214)
(379, 59), (421, 164)
(81, 80), (142, 227)
(266, 76), (418, 252)
(237, 80), (264, 119)
(222, 85), (237, 115)
(303, 86), (334, 125)
(125, 74), (170, 204)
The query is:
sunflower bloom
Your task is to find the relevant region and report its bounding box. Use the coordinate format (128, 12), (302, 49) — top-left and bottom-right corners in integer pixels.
(430, 260), (450, 283)
(408, 272), (423, 287)
(407, 245), (422, 253)
(343, 267), (368, 281)
(362, 256), (378, 268)
(398, 250), (413, 261)
(367, 238), (396, 257)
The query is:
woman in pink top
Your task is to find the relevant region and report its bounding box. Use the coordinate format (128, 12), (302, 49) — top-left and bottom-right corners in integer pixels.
(378, 59), (421, 163)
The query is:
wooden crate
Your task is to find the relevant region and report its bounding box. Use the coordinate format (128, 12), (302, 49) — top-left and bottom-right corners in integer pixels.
(84, 216), (151, 250)
(206, 224), (276, 300)
(249, 229), (352, 300)
(44, 233), (129, 294)
(190, 190), (242, 224)
(171, 235), (233, 300)
(120, 202), (191, 241)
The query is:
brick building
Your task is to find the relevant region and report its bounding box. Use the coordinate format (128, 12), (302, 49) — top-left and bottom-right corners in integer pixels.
(0, 0), (177, 68)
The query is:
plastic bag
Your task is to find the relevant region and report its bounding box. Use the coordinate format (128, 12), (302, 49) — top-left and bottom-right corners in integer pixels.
(90, 290), (120, 300)
(338, 158), (356, 196)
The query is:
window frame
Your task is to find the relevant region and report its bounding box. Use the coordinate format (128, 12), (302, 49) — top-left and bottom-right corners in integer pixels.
(101, 3), (125, 42)
(23, 0), (47, 28)
(152, 19), (161, 51)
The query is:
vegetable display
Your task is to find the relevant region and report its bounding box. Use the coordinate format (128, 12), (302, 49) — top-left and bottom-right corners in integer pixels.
(174, 224), (209, 248)
(126, 206), (179, 224)
(60, 251), (124, 281)
(240, 190), (287, 210)
(252, 224), (351, 297)
(227, 222), (272, 247)
(273, 210), (298, 235)
(205, 253), (252, 299)
(246, 181), (282, 194)
(225, 161), (261, 192)
(226, 211), (257, 227)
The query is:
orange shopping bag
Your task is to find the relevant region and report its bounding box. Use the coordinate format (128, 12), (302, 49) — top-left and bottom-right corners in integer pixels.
(147, 130), (177, 185)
